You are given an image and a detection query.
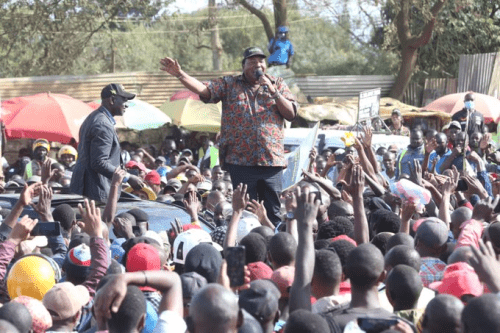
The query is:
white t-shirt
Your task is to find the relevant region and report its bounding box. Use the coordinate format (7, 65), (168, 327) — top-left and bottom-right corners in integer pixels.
(152, 310), (187, 333)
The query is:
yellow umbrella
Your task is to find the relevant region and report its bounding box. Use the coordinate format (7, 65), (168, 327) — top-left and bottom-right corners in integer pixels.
(159, 90), (221, 133)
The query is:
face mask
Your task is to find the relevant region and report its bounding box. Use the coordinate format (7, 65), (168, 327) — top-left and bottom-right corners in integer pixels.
(464, 101), (474, 110)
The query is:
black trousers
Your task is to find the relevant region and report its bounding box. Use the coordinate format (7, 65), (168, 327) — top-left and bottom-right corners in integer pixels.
(226, 164), (283, 225)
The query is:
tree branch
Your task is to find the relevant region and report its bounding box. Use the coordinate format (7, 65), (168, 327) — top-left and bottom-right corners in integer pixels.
(410, 0), (447, 48)
(238, 0), (274, 41)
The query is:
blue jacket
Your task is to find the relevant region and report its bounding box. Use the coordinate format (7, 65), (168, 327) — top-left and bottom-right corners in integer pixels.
(70, 107), (122, 202)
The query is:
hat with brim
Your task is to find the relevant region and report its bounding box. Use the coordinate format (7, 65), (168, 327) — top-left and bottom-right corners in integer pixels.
(101, 83), (136, 100)
(124, 186), (157, 201)
(243, 47), (266, 61)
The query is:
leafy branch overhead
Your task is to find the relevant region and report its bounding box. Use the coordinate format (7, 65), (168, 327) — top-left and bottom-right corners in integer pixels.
(0, 0), (170, 77)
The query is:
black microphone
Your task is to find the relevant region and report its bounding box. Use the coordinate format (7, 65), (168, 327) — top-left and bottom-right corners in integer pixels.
(255, 69), (264, 80)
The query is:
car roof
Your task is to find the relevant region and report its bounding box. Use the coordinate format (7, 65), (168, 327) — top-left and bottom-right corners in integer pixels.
(0, 190), (214, 235)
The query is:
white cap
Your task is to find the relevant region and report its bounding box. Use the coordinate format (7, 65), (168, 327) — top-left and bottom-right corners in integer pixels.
(236, 213), (261, 242)
(173, 229), (219, 264)
(143, 230), (163, 247)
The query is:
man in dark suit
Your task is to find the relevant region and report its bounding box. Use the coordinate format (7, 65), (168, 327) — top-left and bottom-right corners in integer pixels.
(70, 83), (143, 202)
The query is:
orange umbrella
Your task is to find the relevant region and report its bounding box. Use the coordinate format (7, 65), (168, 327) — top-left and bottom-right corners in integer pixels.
(421, 92), (500, 123)
(2, 93), (93, 143)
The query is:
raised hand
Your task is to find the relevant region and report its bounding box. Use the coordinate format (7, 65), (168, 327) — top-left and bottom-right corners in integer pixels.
(77, 199), (103, 238)
(111, 168), (126, 186)
(472, 196), (500, 222)
(480, 133), (492, 151)
(247, 200), (267, 225)
(361, 126), (373, 148)
(409, 160), (423, 186)
(425, 137), (438, 154)
(232, 183), (249, 212)
(31, 185), (53, 221)
(41, 159), (56, 184)
(183, 191), (200, 221)
(469, 239), (500, 293)
(160, 57), (182, 77)
(294, 186), (320, 228)
(93, 274), (129, 328)
(19, 182), (42, 206)
(8, 215), (39, 245)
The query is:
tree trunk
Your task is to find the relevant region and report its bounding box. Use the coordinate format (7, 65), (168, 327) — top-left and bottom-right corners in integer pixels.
(390, 46), (418, 100)
(273, 0), (287, 33)
(209, 0), (222, 70)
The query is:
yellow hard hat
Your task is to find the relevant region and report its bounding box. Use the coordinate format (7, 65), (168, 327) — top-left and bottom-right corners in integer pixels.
(57, 145), (78, 160)
(32, 139), (50, 153)
(7, 254), (61, 301)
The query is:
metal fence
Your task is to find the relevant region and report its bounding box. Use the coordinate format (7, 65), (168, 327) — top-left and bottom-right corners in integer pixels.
(294, 75), (395, 98)
(0, 71), (238, 107)
(458, 52), (500, 96)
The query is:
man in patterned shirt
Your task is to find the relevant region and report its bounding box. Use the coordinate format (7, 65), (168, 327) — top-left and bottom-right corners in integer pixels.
(415, 219), (448, 287)
(160, 47), (297, 224)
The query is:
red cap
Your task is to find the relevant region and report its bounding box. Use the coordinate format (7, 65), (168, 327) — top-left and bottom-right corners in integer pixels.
(126, 243), (161, 291)
(331, 235), (357, 246)
(247, 261), (273, 281)
(125, 160), (147, 172)
(271, 266), (295, 298)
(145, 170), (161, 185)
(429, 263), (483, 301)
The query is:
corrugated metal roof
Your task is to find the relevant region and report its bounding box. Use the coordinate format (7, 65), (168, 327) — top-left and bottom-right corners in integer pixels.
(0, 71), (238, 107)
(458, 52), (498, 94)
(295, 75), (395, 98)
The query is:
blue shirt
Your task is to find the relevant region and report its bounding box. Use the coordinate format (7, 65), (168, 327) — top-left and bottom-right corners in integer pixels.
(427, 149), (452, 174)
(101, 105), (116, 125)
(396, 145), (425, 179)
(268, 38), (294, 65)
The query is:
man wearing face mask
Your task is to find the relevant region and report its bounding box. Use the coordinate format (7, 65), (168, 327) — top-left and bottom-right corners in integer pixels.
(160, 47), (297, 225)
(451, 93), (485, 136)
(267, 26), (294, 68)
(23, 139), (57, 179)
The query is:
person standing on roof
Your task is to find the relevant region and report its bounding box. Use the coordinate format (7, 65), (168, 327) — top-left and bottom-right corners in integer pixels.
(70, 84), (143, 202)
(267, 26), (294, 69)
(160, 47), (298, 225)
(24, 139), (57, 180)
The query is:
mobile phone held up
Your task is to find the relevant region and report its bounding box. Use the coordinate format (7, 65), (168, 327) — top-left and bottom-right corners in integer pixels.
(357, 317), (399, 333)
(31, 222), (61, 237)
(226, 246), (246, 288)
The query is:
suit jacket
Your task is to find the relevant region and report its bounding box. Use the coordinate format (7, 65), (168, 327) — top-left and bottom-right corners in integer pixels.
(70, 107), (122, 202)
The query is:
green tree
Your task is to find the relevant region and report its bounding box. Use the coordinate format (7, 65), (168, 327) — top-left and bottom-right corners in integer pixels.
(416, 0), (500, 78)
(0, 0), (170, 77)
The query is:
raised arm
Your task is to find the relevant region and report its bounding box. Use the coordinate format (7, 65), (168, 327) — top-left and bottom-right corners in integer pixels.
(289, 187), (320, 313)
(302, 169), (341, 200)
(93, 270), (183, 329)
(223, 184), (248, 252)
(346, 165), (370, 244)
(102, 168), (126, 224)
(78, 199), (109, 298)
(360, 126), (380, 173)
(160, 57), (210, 99)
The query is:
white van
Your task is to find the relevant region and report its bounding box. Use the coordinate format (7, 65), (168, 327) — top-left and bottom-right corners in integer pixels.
(284, 128), (410, 154)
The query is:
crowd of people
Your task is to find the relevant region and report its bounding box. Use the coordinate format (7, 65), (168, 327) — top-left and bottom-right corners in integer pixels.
(0, 46), (499, 333)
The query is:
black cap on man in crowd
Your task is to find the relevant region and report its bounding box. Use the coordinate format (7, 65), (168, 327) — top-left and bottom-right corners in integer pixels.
(101, 83), (136, 100)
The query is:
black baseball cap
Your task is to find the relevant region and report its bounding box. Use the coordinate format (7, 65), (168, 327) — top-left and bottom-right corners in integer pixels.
(101, 83), (136, 100)
(243, 47), (266, 61)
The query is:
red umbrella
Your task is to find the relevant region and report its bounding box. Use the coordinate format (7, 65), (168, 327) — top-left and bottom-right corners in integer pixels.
(1, 93), (94, 144)
(421, 92), (500, 123)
